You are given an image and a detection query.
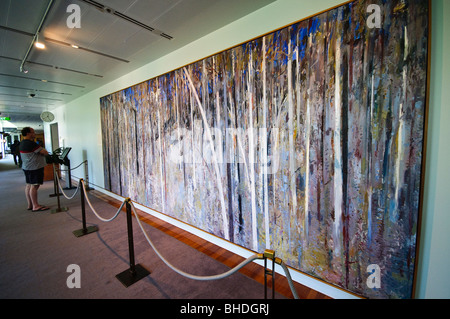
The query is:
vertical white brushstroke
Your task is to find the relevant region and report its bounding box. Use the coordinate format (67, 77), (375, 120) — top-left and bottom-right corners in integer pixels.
(157, 109), (165, 214)
(190, 88), (196, 189)
(272, 99), (278, 207)
(394, 103), (404, 221)
(395, 73), (407, 220)
(303, 34), (312, 241)
(175, 73), (182, 171)
(288, 35), (297, 221)
(258, 133), (263, 234)
(183, 67), (229, 240)
(404, 26), (409, 61)
(248, 49), (258, 251)
(295, 33), (302, 240)
(333, 41), (343, 255)
(214, 56), (223, 171)
(262, 37), (270, 249)
(216, 91), (223, 167)
(368, 74), (374, 241)
(394, 27), (408, 221)
(304, 98), (311, 238)
(296, 33), (301, 139)
(228, 92), (252, 187)
(272, 91), (279, 207)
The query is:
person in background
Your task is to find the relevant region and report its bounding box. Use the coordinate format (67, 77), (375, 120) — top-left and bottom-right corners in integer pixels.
(19, 127), (50, 212)
(10, 140), (21, 166)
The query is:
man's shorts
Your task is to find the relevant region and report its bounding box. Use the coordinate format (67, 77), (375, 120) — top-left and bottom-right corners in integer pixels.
(23, 167), (45, 185)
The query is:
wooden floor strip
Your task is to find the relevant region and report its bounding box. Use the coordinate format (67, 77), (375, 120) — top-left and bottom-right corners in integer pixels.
(89, 189), (332, 299)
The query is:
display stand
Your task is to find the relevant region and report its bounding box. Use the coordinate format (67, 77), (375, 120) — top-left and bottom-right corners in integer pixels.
(59, 147), (76, 190)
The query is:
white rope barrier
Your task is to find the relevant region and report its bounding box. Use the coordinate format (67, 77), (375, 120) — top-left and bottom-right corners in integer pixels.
(57, 160), (87, 172)
(129, 201), (263, 281)
(55, 171), (80, 200)
(55, 174), (300, 298)
(278, 261), (299, 299)
(80, 179), (125, 222)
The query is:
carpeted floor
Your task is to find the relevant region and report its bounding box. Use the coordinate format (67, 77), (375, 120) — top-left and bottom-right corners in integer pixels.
(0, 155), (284, 299)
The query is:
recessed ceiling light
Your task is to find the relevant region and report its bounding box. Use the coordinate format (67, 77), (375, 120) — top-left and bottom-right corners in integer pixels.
(71, 44), (79, 49)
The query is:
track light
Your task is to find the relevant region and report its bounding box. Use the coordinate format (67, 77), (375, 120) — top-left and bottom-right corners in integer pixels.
(19, 0), (53, 75)
(35, 33), (46, 49)
(35, 42), (45, 49)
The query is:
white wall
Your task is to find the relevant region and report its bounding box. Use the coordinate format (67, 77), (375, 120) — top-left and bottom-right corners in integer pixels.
(43, 0), (450, 298)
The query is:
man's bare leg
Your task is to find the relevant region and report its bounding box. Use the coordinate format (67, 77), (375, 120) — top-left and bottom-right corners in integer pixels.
(30, 184), (40, 210)
(25, 184), (33, 209)
(26, 184), (45, 210)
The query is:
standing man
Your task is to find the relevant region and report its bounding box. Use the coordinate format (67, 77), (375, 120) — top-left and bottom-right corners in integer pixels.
(19, 127), (50, 212)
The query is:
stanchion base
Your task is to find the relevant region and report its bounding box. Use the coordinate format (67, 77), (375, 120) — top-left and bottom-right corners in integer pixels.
(51, 207), (69, 214)
(116, 264), (151, 288)
(49, 193), (62, 198)
(72, 225), (99, 237)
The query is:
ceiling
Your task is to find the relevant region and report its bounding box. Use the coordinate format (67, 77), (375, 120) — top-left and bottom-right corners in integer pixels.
(0, 0), (275, 132)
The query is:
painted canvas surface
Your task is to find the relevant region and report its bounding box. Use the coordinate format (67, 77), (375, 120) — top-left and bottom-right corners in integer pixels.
(100, 0), (429, 298)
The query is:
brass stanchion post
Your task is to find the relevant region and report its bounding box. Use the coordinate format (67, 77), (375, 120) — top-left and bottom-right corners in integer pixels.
(264, 249), (276, 299)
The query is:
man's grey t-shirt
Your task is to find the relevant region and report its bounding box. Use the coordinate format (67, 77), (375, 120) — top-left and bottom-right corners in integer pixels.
(19, 140), (47, 170)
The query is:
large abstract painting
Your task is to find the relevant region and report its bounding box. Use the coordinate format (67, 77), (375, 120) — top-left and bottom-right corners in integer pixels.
(100, 0), (429, 298)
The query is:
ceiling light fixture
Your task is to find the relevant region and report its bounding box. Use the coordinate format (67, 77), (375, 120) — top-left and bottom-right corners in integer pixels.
(35, 33), (46, 49)
(44, 37), (129, 63)
(35, 42), (46, 49)
(19, 0), (54, 73)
